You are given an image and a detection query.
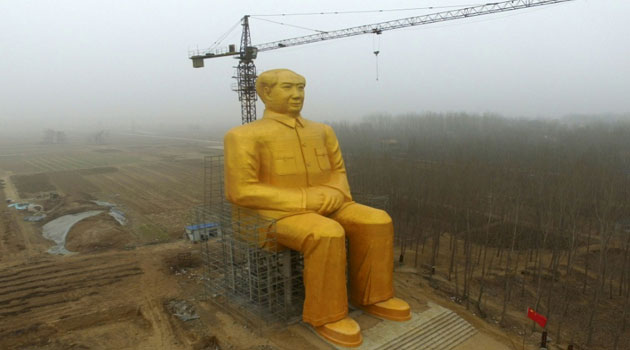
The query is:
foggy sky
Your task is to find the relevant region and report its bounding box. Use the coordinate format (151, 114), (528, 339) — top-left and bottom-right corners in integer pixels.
(1, 0), (629, 133)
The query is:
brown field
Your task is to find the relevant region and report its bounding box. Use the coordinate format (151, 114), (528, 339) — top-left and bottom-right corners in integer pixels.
(0, 135), (522, 350)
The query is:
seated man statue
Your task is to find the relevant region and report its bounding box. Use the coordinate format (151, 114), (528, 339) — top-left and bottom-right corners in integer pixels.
(224, 68), (411, 347)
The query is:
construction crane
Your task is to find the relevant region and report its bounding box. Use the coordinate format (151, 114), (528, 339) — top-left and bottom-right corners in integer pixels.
(190, 0), (574, 125)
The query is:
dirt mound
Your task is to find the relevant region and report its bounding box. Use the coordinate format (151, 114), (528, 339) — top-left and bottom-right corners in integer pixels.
(65, 212), (132, 253)
(163, 251), (202, 273)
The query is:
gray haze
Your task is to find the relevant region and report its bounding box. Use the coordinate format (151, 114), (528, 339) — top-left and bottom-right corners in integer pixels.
(1, 0), (629, 135)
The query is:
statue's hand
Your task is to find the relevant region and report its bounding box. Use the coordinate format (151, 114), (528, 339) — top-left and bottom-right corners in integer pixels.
(319, 187), (344, 215)
(305, 187), (325, 211)
(306, 186), (344, 215)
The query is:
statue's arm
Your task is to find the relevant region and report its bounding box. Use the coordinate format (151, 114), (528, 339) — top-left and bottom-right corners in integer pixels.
(321, 125), (353, 202)
(224, 130), (306, 211)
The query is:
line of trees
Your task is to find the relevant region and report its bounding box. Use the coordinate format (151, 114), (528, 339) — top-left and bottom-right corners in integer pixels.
(42, 128), (67, 144)
(334, 113), (630, 349)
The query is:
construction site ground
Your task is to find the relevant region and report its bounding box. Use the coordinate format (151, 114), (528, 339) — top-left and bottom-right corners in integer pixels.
(0, 134), (541, 350)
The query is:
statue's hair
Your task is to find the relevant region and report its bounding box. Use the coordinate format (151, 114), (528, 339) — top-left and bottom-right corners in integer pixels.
(255, 69), (306, 103)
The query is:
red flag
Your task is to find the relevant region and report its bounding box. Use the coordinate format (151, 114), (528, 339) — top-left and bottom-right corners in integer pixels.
(527, 308), (547, 328)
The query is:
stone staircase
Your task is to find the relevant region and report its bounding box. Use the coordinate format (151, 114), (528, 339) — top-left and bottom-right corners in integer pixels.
(331, 302), (478, 350)
(374, 309), (477, 350)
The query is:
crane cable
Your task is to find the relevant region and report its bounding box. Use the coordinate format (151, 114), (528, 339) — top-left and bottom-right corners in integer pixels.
(248, 3), (511, 81)
(248, 4), (485, 81)
(250, 17), (327, 33)
(248, 4), (488, 35)
(250, 4), (483, 17)
(207, 18), (242, 51)
(373, 34), (381, 81)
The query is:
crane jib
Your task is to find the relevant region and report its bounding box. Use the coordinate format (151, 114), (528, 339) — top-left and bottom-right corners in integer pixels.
(189, 0), (575, 125)
(254, 0), (573, 53)
(189, 0), (574, 59)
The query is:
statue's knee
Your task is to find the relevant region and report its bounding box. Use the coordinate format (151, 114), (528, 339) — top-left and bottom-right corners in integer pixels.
(312, 220), (345, 240)
(366, 208), (392, 226)
(301, 220), (344, 255)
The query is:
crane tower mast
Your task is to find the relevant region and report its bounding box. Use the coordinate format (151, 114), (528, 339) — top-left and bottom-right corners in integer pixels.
(190, 0), (574, 125)
(235, 16), (257, 125)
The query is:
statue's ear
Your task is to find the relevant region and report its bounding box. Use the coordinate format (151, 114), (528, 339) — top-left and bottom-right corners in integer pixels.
(262, 86), (272, 102)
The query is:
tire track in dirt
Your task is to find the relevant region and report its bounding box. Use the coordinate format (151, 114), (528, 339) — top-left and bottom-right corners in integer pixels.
(121, 165), (195, 208)
(108, 171), (163, 207)
(132, 165), (194, 204)
(127, 164), (199, 203)
(0, 247), (166, 350)
(94, 173), (157, 214)
(0, 189), (32, 259)
(49, 170), (99, 196)
(147, 161), (198, 186)
(116, 167), (177, 209)
(25, 158), (52, 173)
(0, 264), (140, 296)
(57, 155), (90, 169)
(0, 254), (128, 281)
(70, 168), (190, 239)
(47, 155), (79, 172)
(154, 160), (200, 184)
(0, 255), (143, 320)
(33, 156), (62, 172)
(0, 266), (142, 306)
(148, 160), (204, 203)
(66, 154), (96, 168)
(109, 169), (176, 213)
(23, 160), (43, 174)
(142, 298), (177, 349)
(0, 271), (142, 317)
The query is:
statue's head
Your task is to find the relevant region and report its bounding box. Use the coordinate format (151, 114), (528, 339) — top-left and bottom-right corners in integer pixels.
(256, 69), (306, 117)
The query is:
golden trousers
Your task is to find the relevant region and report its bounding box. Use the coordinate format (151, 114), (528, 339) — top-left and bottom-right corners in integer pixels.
(274, 203), (394, 327)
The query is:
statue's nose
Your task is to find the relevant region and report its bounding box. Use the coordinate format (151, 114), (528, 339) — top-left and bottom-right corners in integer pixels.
(291, 87), (303, 96)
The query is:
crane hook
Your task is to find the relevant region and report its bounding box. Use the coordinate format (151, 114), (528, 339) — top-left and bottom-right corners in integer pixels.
(373, 34), (381, 81)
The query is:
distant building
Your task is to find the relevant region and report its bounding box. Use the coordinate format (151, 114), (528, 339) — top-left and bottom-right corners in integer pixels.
(185, 222), (220, 242)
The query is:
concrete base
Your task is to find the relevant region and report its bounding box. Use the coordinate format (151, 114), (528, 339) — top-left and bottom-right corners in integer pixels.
(329, 301), (477, 350)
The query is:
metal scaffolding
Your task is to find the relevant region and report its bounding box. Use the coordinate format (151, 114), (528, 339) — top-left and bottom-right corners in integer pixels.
(202, 155), (224, 210)
(194, 155), (304, 325)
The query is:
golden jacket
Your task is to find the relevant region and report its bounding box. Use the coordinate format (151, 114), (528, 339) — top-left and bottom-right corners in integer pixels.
(224, 110), (352, 220)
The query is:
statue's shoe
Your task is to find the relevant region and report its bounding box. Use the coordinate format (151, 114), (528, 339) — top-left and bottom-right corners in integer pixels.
(315, 317), (363, 347)
(361, 297), (412, 321)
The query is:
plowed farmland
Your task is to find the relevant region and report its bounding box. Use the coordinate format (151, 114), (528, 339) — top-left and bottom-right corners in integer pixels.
(0, 135), (227, 349)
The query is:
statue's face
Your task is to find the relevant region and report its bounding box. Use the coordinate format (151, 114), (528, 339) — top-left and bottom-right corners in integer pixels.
(264, 71), (305, 116)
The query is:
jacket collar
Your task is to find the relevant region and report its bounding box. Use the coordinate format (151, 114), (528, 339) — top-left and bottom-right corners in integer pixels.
(262, 110), (305, 128)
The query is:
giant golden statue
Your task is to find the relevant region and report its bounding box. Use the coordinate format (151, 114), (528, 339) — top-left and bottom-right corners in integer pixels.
(224, 69), (411, 347)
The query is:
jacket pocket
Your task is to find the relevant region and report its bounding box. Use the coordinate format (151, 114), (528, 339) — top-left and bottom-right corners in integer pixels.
(273, 151), (297, 175)
(315, 148), (331, 171)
